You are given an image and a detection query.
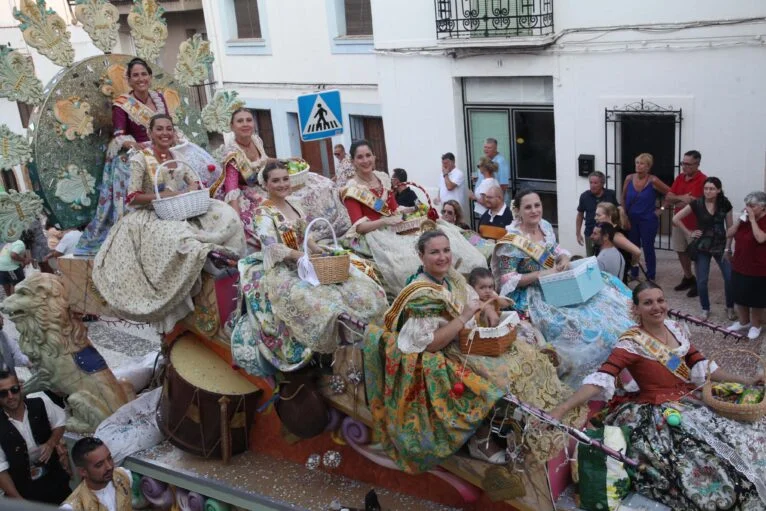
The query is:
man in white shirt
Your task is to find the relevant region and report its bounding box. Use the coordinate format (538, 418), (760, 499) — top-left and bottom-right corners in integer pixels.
(0, 369), (71, 504)
(482, 138), (511, 202)
(61, 437), (132, 511)
(436, 152), (467, 214)
(46, 226), (85, 261)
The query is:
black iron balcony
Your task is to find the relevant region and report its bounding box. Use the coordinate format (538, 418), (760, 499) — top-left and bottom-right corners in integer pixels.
(434, 0), (553, 39)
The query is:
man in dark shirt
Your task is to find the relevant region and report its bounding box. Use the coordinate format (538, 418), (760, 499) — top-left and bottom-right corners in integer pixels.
(576, 171), (619, 256)
(478, 186), (513, 240)
(391, 168), (418, 208)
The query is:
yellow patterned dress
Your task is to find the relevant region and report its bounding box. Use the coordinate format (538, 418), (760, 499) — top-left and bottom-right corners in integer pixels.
(363, 270), (585, 473)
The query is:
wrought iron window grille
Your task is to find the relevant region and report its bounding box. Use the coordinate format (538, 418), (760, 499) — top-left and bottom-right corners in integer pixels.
(435, 0), (553, 39)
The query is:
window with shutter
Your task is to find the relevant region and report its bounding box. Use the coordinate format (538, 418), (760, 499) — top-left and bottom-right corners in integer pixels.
(253, 109), (276, 158)
(17, 102), (33, 129)
(343, 0), (373, 36)
(233, 0), (262, 39)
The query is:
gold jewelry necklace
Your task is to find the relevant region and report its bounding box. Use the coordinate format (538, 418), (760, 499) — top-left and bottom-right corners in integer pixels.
(236, 138), (253, 148)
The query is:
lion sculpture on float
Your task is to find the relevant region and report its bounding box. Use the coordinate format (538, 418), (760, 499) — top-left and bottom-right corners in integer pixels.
(1, 272), (131, 433)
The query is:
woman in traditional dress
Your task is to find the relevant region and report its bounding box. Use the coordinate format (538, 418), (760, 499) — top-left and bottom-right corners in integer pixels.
(214, 108), (270, 251)
(231, 160), (387, 377)
(76, 58), (173, 254)
(92, 114), (245, 332)
(550, 281), (766, 511)
(341, 140), (486, 295)
(492, 189), (634, 387)
(364, 229), (585, 473)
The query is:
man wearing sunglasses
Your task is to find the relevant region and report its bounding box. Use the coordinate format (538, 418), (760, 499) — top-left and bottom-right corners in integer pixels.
(0, 370), (71, 504)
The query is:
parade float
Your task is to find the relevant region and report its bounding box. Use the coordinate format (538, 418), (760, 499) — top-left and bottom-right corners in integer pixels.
(1, 2), (745, 511)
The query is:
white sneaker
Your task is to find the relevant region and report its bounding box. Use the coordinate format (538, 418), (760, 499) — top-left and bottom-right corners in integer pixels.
(699, 310), (710, 321)
(728, 321), (751, 332)
(748, 327), (763, 340)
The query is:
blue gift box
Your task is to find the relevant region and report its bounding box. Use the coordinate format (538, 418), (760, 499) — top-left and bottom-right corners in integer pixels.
(539, 256), (604, 307)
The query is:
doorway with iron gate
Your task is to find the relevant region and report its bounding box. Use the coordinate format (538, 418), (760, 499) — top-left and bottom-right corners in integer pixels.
(605, 101), (682, 250)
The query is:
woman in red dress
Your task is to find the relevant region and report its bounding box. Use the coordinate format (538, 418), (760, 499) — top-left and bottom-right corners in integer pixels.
(549, 281), (766, 510)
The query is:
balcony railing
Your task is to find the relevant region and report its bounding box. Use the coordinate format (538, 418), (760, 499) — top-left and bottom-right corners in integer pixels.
(435, 0), (553, 39)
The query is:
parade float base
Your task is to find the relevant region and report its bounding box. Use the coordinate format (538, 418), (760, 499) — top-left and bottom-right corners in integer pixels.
(124, 441), (462, 511)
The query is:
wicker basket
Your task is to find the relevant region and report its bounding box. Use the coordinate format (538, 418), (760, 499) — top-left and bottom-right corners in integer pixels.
(459, 301), (519, 357)
(302, 217), (350, 285)
(392, 216), (427, 235)
(392, 181), (437, 235)
(152, 160), (210, 221)
(702, 348), (766, 423)
(288, 159), (311, 188)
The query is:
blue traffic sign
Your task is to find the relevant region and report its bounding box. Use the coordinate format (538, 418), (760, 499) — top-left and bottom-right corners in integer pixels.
(297, 90), (344, 141)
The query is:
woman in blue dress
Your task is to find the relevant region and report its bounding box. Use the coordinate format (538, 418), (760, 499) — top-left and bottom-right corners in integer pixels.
(491, 189), (634, 387)
(621, 153), (671, 280)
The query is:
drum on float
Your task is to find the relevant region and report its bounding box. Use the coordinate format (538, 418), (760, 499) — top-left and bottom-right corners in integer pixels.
(157, 336), (262, 462)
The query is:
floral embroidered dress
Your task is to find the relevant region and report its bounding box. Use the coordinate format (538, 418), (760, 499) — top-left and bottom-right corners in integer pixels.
(363, 270), (585, 473)
(231, 199), (387, 377)
(216, 136), (352, 253)
(491, 219), (634, 388)
(583, 320), (766, 510)
(341, 171), (487, 296)
(92, 148), (246, 332)
(76, 91), (169, 255)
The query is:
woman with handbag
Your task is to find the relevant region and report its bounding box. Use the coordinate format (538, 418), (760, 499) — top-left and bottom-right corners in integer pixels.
(621, 153), (671, 280)
(230, 160), (386, 377)
(550, 281), (766, 511)
(672, 177), (734, 321)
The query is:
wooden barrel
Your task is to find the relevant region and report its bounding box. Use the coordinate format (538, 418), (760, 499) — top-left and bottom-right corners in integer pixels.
(157, 336), (262, 462)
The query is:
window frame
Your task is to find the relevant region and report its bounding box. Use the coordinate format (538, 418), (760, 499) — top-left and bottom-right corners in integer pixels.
(224, 0), (272, 56)
(325, 0), (374, 54)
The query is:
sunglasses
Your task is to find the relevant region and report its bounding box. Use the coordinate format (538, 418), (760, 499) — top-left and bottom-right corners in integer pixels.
(0, 385), (21, 399)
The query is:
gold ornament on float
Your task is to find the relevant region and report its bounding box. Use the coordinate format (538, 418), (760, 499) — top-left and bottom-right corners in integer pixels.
(0, 45), (44, 105)
(127, 0), (168, 64)
(53, 97), (94, 140)
(13, 0), (75, 68)
(99, 63), (130, 99)
(0, 189), (45, 242)
(201, 90), (245, 134)
(175, 34), (214, 87)
(0, 125), (32, 169)
(74, 0), (120, 54)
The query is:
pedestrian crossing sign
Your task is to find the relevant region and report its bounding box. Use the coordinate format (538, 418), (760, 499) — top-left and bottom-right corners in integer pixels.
(297, 90), (344, 141)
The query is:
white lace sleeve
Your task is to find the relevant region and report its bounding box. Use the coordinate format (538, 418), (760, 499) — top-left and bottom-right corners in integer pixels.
(582, 372), (617, 402)
(224, 188), (242, 203)
(398, 316), (449, 354)
(499, 273), (522, 297)
(690, 360), (719, 386)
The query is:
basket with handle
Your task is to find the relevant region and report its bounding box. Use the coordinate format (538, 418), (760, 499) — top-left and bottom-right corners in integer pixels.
(458, 298), (519, 357)
(285, 158), (311, 188)
(391, 181), (438, 235)
(301, 217), (350, 285)
(702, 348), (766, 423)
(152, 159), (211, 221)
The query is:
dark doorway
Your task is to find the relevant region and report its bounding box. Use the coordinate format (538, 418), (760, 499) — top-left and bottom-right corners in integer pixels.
(605, 101), (682, 250)
(620, 114), (676, 187)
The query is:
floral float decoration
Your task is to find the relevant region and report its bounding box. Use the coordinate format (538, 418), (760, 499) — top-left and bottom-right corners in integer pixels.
(99, 63), (130, 99)
(53, 96), (94, 140)
(0, 45), (44, 105)
(54, 164), (96, 210)
(0, 189), (44, 242)
(201, 90), (244, 133)
(0, 125), (32, 169)
(127, 0), (168, 64)
(174, 34), (214, 87)
(73, 0), (121, 54)
(13, 0), (75, 68)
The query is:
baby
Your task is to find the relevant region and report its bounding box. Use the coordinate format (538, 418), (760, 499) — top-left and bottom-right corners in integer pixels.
(467, 267), (511, 327)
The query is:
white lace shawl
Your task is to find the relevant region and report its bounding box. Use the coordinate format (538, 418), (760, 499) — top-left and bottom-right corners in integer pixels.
(582, 320), (718, 401)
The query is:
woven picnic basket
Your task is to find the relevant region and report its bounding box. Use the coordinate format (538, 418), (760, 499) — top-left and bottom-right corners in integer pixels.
(702, 348), (766, 423)
(304, 217), (350, 285)
(288, 159), (310, 188)
(152, 160), (210, 221)
(458, 299), (519, 357)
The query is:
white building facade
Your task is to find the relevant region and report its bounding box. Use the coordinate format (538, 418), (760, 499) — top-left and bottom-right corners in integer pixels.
(204, 0), (766, 251)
